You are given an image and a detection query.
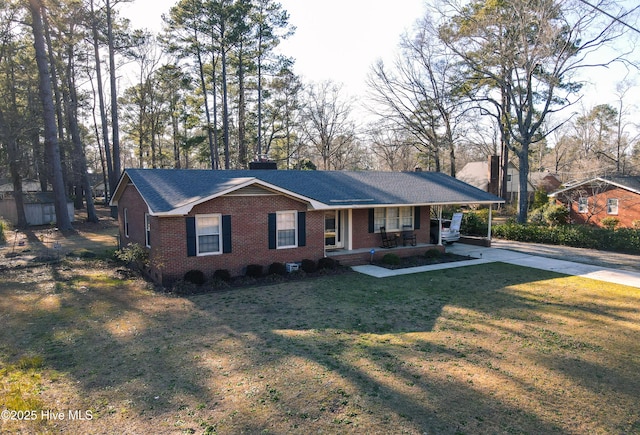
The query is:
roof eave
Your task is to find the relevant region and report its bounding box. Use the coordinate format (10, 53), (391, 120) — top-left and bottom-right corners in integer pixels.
(149, 178), (328, 216)
(550, 177), (640, 197)
(315, 199), (505, 210)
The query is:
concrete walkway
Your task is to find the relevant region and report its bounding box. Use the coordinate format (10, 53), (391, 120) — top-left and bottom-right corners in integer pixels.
(352, 242), (640, 289)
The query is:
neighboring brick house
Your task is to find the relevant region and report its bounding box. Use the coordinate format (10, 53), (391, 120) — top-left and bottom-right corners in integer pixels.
(110, 169), (503, 285)
(550, 176), (640, 228)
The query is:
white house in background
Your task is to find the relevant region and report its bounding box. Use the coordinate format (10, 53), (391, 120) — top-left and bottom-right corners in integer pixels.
(457, 160), (561, 203)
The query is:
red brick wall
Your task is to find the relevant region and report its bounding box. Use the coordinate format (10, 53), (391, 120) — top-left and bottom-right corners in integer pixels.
(351, 206), (432, 249)
(558, 186), (640, 228)
(151, 194), (325, 284)
(118, 185), (437, 285)
(117, 184), (148, 248)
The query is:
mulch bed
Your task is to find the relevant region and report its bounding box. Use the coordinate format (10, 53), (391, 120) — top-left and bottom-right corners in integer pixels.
(374, 252), (474, 270)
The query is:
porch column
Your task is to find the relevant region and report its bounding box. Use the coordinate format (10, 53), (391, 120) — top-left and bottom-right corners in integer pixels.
(437, 205), (443, 245)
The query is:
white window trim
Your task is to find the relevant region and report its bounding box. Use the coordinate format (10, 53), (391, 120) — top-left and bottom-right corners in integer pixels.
(607, 198), (619, 215)
(578, 197), (588, 214)
(196, 214), (222, 256)
(374, 207), (414, 232)
(144, 213), (151, 248)
(124, 208), (129, 238)
(277, 210), (298, 249)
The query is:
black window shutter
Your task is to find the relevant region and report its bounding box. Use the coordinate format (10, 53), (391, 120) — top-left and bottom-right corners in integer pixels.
(222, 215), (232, 253)
(368, 208), (375, 233)
(414, 206), (421, 229)
(297, 212), (306, 247)
(268, 213), (277, 249)
(186, 217), (196, 256)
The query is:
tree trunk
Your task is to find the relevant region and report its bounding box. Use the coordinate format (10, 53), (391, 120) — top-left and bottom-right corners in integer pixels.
(106, 0), (120, 217)
(257, 33), (263, 157)
(28, 0), (72, 231)
(517, 145), (530, 224)
(195, 31), (216, 169)
(220, 21), (230, 169)
(238, 44), (247, 168)
(66, 41), (98, 222)
(90, 0), (114, 202)
(0, 109), (27, 228)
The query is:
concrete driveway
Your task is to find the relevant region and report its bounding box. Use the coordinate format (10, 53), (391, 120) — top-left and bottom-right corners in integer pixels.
(353, 239), (640, 289)
(490, 239), (640, 273)
(447, 240), (640, 289)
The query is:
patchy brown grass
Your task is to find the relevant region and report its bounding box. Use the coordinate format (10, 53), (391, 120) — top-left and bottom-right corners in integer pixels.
(0, 258), (639, 434)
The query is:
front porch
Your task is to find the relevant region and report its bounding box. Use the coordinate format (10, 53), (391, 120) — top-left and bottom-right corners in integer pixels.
(325, 243), (444, 267)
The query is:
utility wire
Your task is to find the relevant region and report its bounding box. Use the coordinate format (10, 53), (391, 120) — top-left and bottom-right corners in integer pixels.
(576, 0), (640, 35)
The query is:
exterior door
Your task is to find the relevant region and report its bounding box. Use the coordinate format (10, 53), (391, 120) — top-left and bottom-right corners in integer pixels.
(324, 210), (343, 249)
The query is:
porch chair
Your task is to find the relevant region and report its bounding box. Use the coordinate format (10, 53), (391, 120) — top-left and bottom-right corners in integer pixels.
(379, 226), (398, 248)
(402, 225), (417, 246)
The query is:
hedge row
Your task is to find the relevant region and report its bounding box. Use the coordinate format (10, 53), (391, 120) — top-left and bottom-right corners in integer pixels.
(492, 223), (640, 254)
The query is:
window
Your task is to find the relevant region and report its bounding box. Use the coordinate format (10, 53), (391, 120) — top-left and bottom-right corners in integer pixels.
(607, 198), (619, 215)
(578, 198), (588, 213)
(374, 207), (413, 231)
(374, 208), (386, 232)
(144, 213), (151, 247)
(196, 214), (221, 255)
(124, 208), (129, 237)
(277, 211), (297, 248)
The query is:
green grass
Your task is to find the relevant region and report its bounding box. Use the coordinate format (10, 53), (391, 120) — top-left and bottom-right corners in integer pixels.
(0, 259), (639, 434)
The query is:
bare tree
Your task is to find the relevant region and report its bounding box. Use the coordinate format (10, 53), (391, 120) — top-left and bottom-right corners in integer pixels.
(367, 16), (465, 176)
(367, 123), (419, 171)
(440, 0), (638, 222)
(301, 81), (356, 170)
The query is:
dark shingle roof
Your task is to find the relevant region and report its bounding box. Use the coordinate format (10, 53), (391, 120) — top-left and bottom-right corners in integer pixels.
(116, 169), (503, 214)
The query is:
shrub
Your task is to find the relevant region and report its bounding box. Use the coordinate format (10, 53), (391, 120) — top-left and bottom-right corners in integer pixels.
(245, 264), (263, 278)
(300, 259), (317, 273)
(213, 269), (231, 282)
(114, 243), (148, 270)
(0, 220), (6, 244)
(543, 204), (569, 226)
(184, 269), (206, 286)
(318, 257), (337, 270)
(601, 217), (619, 230)
(462, 211), (488, 236)
(425, 249), (441, 259)
(381, 253), (400, 265)
(492, 221), (640, 254)
(531, 189), (549, 210)
(268, 262), (287, 276)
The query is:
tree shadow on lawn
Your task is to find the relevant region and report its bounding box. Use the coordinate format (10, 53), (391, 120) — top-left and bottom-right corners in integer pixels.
(2, 261), (638, 433)
(0, 262), (216, 432)
(190, 262), (639, 433)
(186, 262), (602, 433)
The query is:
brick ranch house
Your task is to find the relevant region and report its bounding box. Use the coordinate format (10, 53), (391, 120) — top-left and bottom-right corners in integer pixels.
(110, 169), (504, 285)
(550, 176), (640, 228)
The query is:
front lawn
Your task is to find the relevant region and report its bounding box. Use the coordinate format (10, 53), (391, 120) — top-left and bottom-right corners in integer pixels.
(1, 259), (639, 434)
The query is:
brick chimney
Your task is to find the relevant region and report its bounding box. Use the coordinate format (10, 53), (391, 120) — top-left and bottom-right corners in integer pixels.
(488, 155), (499, 195)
